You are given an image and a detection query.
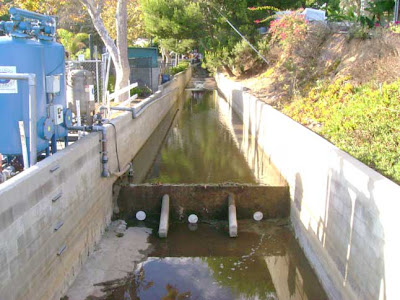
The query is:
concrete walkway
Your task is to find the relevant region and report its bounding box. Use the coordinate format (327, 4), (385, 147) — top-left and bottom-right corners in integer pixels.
(65, 223), (151, 300)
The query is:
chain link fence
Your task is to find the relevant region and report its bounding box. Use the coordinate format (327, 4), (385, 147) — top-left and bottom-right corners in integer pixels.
(129, 57), (159, 92)
(65, 54), (160, 106)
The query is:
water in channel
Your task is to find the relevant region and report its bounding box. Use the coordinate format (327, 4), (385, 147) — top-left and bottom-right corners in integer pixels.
(114, 89), (327, 299)
(100, 221), (327, 300)
(144, 90), (257, 184)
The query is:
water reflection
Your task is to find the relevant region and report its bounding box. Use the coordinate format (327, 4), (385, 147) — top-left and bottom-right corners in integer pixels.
(215, 91), (285, 186)
(98, 222), (327, 300)
(145, 91), (257, 184)
(132, 257), (277, 300)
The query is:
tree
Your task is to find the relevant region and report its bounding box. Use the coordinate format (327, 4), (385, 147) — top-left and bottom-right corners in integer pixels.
(0, 0), (92, 35)
(141, 0), (263, 75)
(101, 0), (145, 46)
(57, 29), (89, 59)
(0, 0), (68, 20)
(79, 0), (130, 101)
(141, 0), (203, 63)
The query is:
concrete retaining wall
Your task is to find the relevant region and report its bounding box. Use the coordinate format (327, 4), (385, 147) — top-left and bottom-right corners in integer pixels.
(216, 73), (400, 300)
(0, 67), (192, 300)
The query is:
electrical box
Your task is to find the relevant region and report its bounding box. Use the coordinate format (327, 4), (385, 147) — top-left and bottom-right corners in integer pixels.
(50, 104), (64, 125)
(46, 75), (60, 94)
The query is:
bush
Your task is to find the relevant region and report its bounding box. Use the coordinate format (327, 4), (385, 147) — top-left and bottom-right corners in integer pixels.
(283, 77), (400, 183)
(232, 40), (257, 75)
(269, 9), (308, 56)
(203, 47), (231, 74)
(256, 37), (270, 57)
(170, 61), (190, 75)
(130, 86), (152, 98)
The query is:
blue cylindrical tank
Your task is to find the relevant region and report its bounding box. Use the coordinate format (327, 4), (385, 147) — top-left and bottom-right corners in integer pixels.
(0, 36), (50, 155)
(40, 39), (71, 138)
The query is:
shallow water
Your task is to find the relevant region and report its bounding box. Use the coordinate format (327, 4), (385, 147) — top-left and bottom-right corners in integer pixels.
(144, 91), (257, 184)
(106, 87), (326, 299)
(100, 221), (327, 300)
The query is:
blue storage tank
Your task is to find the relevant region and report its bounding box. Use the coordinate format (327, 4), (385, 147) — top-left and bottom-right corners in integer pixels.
(40, 39), (71, 139)
(0, 36), (51, 156)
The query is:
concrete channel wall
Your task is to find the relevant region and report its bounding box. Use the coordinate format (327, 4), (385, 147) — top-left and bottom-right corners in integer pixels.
(216, 73), (400, 300)
(0, 67), (192, 300)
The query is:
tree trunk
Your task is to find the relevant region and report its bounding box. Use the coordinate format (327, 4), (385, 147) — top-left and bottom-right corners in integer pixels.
(223, 64), (235, 77)
(79, 0), (130, 102)
(161, 47), (172, 65)
(115, 0), (130, 102)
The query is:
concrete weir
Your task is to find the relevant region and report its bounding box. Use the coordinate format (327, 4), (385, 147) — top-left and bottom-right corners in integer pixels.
(0, 68), (192, 300)
(116, 184), (290, 222)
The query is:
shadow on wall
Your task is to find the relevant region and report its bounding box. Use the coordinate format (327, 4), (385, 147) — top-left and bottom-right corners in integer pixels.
(283, 146), (385, 299)
(223, 81), (386, 300)
(294, 173), (303, 212)
(217, 89), (285, 186)
(316, 155), (386, 300)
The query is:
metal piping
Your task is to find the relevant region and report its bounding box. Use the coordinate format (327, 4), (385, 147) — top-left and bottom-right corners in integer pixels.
(67, 125), (110, 177)
(0, 73), (37, 166)
(9, 7), (54, 23)
(110, 90), (173, 119)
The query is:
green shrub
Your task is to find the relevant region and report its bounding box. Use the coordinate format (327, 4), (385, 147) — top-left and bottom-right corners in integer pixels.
(283, 78), (400, 183)
(170, 61), (190, 75)
(232, 40), (257, 75)
(256, 37), (270, 57)
(203, 47), (232, 75)
(130, 86), (152, 98)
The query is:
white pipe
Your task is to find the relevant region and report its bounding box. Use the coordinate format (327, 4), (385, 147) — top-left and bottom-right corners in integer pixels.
(159, 194), (170, 238)
(228, 194), (238, 237)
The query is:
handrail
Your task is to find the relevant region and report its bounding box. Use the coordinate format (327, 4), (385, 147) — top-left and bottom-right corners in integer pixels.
(106, 82), (138, 117)
(107, 82), (138, 102)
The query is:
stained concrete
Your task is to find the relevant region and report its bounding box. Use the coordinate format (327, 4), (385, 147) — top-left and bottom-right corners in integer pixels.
(116, 184), (290, 221)
(66, 223), (151, 300)
(68, 221), (327, 300)
(216, 73), (400, 300)
(0, 68), (192, 300)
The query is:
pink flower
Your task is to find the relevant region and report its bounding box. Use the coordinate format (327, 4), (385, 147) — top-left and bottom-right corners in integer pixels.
(281, 32), (287, 40)
(254, 19), (261, 24)
(395, 21), (400, 25)
(375, 22), (380, 27)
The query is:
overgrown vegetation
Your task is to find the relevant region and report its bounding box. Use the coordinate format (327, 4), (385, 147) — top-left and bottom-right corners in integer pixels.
(283, 78), (400, 183)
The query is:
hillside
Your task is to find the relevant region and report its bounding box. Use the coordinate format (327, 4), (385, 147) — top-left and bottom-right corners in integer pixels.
(231, 27), (400, 183)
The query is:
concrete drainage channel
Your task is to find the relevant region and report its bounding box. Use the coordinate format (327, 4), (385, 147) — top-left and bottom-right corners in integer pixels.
(65, 84), (328, 299)
(66, 183), (328, 300)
